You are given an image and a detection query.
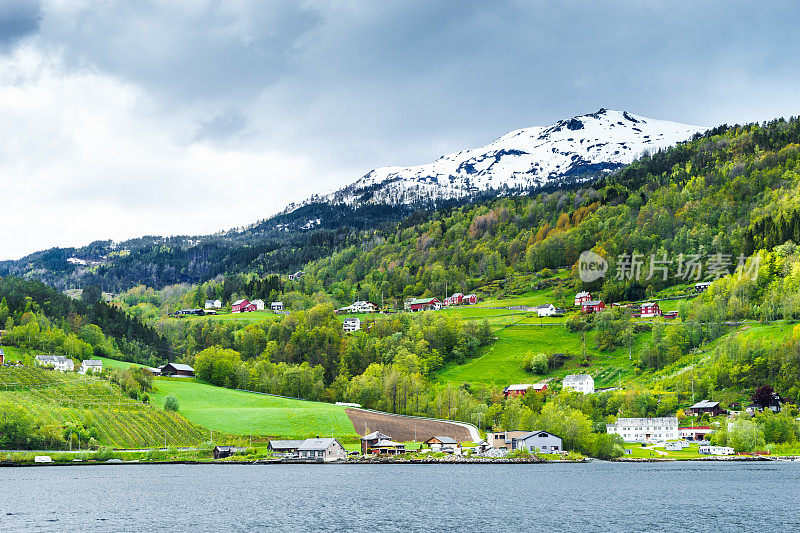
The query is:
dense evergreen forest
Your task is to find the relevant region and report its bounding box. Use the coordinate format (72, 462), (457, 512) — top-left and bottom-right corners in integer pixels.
(0, 204), (414, 292)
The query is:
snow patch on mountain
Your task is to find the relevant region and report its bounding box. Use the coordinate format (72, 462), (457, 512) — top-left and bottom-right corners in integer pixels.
(286, 109), (706, 211)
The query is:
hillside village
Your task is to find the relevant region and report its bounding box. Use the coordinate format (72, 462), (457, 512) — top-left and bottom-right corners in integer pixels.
(3, 280), (796, 462)
(3, 119), (800, 461)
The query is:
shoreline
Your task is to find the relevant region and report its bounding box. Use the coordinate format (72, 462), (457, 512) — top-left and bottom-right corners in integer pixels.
(2, 455), (797, 467)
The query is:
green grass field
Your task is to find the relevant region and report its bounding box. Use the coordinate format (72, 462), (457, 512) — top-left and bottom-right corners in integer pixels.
(436, 320), (648, 388)
(0, 345), (28, 363)
(167, 310), (282, 323)
(0, 367), (206, 448)
(149, 379), (360, 441)
(96, 356), (147, 370)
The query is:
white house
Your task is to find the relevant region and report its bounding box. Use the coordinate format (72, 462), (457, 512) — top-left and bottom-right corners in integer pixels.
(251, 299), (265, 311)
(574, 291), (591, 306)
(699, 445), (734, 456)
(679, 426), (714, 440)
(343, 317), (361, 333)
(35, 355), (74, 372)
(271, 301), (284, 311)
(562, 374), (594, 394)
(536, 304), (564, 317)
(351, 301), (377, 313)
(606, 417), (679, 443)
(204, 299), (222, 309)
(79, 359), (103, 375)
(512, 431), (563, 453)
(297, 438), (347, 462)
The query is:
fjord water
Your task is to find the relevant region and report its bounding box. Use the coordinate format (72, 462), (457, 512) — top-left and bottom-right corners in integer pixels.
(2, 462), (798, 531)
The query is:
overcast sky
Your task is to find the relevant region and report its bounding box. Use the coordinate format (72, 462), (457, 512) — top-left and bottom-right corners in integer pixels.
(1, 0), (799, 260)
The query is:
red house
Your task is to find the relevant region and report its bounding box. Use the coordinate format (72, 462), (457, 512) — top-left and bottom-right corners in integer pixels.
(462, 294), (478, 305)
(581, 300), (605, 313)
(640, 302), (662, 318)
(503, 383), (547, 398)
(407, 297), (441, 312)
(574, 291), (592, 306)
(232, 299), (257, 313)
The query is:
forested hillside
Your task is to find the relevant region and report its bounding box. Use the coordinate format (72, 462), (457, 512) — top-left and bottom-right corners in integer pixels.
(289, 118), (800, 306)
(0, 203), (413, 292)
(0, 277), (169, 366)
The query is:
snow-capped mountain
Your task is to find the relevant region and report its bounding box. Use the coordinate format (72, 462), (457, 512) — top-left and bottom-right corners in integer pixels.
(287, 109), (706, 210)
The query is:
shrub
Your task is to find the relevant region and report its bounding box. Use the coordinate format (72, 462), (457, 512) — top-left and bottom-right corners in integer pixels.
(163, 394), (179, 412)
(529, 353), (549, 374)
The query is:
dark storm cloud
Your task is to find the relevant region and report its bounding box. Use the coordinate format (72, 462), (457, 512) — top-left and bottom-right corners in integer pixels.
(0, 0), (40, 46)
(2, 0), (800, 260)
(23, 0), (800, 146)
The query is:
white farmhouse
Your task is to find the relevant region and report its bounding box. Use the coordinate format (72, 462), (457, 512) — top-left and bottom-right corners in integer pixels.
(271, 301), (284, 311)
(297, 438), (347, 462)
(35, 355), (74, 372)
(352, 301), (378, 313)
(79, 359), (103, 375)
(204, 299), (222, 309)
(343, 317), (361, 333)
(251, 299), (265, 311)
(562, 374), (594, 394)
(536, 304), (557, 317)
(606, 417), (679, 443)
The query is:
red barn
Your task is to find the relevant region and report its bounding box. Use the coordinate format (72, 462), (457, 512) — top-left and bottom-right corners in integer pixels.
(407, 297), (441, 312)
(232, 299), (257, 313)
(581, 300), (605, 313)
(462, 294), (478, 305)
(503, 383), (547, 398)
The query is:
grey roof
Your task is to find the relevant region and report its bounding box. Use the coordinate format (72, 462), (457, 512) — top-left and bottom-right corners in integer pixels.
(82, 359), (102, 366)
(690, 400), (720, 409)
(269, 440), (304, 450)
(515, 430), (561, 441)
(427, 436), (458, 445)
(361, 431), (391, 441)
(36, 355), (71, 363)
(214, 446), (246, 452)
(563, 374), (592, 383)
(374, 439), (404, 447)
(163, 363), (194, 372)
(581, 300), (603, 306)
(298, 438), (339, 451)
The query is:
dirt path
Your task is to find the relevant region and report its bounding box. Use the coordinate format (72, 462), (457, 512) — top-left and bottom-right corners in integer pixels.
(345, 408), (477, 443)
